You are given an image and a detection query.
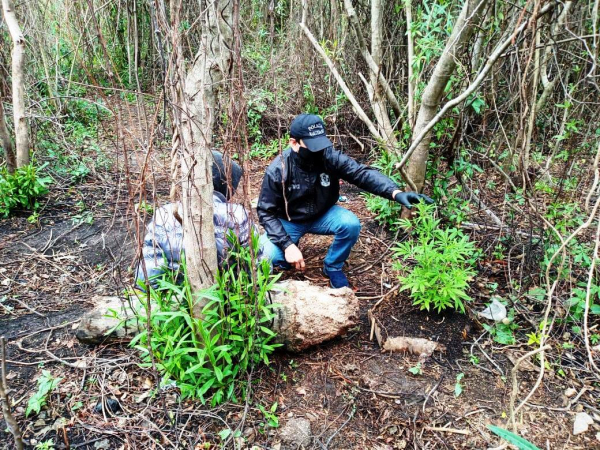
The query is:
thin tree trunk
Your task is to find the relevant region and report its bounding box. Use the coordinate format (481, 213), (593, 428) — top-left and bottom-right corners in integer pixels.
(405, 0), (416, 127)
(369, 0), (396, 146)
(0, 98), (16, 173)
(2, 0), (29, 168)
(178, 1), (233, 316)
(343, 0), (402, 119)
(406, 0), (488, 192)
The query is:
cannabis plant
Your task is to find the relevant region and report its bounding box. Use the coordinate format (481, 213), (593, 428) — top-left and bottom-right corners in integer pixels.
(393, 203), (478, 313)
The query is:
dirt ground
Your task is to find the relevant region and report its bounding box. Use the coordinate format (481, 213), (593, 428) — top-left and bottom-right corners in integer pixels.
(1, 146), (599, 449)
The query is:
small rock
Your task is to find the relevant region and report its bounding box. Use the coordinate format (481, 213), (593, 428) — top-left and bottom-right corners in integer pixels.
(565, 388), (577, 398)
(295, 387), (306, 396)
(574, 412), (594, 435)
(575, 403), (584, 412)
(280, 418), (311, 447)
(94, 438), (111, 449)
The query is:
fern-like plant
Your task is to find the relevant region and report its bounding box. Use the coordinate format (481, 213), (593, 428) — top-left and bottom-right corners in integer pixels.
(393, 203), (478, 313)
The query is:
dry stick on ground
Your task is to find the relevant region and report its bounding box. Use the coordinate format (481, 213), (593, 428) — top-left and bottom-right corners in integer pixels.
(508, 344), (551, 431)
(0, 337), (24, 450)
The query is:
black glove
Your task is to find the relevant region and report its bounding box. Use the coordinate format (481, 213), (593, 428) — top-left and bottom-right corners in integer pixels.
(394, 191), (434, 209)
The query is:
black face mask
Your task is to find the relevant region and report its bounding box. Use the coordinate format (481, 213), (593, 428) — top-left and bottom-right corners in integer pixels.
(298, 146), (324, 166)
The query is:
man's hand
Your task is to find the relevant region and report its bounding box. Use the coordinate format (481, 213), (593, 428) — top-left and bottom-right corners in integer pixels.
(285, 244), (305, 270)
(394, 191), (434, 209)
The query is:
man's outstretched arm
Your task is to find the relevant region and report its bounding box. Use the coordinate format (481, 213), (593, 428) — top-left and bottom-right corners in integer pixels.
(328, 149), (433, 207)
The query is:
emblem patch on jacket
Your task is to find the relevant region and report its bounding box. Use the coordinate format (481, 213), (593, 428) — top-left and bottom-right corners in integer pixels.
(320, 173), (330, 187)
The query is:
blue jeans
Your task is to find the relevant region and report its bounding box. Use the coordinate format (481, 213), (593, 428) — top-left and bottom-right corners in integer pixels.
(259, 206), (361, 272)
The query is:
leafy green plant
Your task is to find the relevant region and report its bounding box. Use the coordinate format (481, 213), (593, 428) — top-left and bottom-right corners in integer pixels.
(131, 229), (282, 405)
(454, 373), (464, 397)
(26, 370), (62, 417)
(483, 309), (519, 345)
(408, 362), (423, 375)
(566, 283), (600, 321)
(250, 133), (290, 160)
(258, 402), (280, 428)
(393, 203), (478, 313)
(488, 425), (541, 450)
(0, 164), (52, 217)
(35, 440), (55, 450)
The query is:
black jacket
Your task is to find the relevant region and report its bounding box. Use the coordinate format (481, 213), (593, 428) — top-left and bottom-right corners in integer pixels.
(257, 147), (398, 250)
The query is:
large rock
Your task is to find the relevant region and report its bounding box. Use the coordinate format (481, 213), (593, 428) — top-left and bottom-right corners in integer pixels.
(76, 280), (359, 351)
(271, 280), (359, 352)
(280, 417), (312, 448)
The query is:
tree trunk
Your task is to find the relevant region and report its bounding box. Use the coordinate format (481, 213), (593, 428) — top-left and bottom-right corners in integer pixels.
(2, 0), (29, 168)
(405, 0), (416, 128)
(369, 0), (396, 146)
(0, 98), (16, 173)
(76, 281), (360, 352)
(179, 1), (233, 317)
(406, 0), (488, 192)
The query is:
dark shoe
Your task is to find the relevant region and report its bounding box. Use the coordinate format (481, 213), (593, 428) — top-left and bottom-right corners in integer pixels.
(323, 268), (350, 289)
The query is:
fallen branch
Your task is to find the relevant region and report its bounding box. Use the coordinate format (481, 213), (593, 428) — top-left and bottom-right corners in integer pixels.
(508, 344), (551, 432)
(425, 426), (470, 436)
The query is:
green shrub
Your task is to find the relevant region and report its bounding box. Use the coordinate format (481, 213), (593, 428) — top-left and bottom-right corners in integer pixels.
(393, 203), (478, 313)
(250, 133), (290, 159)
(0, 164), (52, 217)
(131, 230), (282, 405)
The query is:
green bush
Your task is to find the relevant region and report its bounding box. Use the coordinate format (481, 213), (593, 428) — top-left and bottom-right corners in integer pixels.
(0, 164), (52, 217)
(250, 133), (290, 159)
(393, 203), (478, 313)
(131, 230), (282, 405)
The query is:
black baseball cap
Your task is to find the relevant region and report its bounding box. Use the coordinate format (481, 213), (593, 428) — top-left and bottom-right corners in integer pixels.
(289, 114), (333, 152)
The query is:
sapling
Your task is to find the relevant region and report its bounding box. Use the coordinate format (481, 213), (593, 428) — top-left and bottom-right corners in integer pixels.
(393, 203), (478, 313)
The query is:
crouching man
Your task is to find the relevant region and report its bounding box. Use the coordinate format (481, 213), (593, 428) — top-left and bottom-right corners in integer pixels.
(257, 114), (432, 289)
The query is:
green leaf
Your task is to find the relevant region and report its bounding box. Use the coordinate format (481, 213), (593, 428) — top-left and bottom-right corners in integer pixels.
(454, 373), (464, 397)
(218, 428), (231, 440)
(487, 425), (541, 450)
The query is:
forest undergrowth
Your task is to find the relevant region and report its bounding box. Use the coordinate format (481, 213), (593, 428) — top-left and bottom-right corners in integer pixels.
(1, 0), (599, 448)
